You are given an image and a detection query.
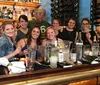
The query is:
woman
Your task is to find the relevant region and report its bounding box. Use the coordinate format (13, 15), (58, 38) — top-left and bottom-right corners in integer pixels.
(81, 18), (96, 45)
(51, 18), (62, 35)
(4, 26), (42, 62)
(42, 26), (64, 47)
(57, 17), (78, 47)
(0, 22), (15, 61)
(16, 15), (29, 43)
(42, 26), (74, 64)
(0, 22), (16, 74)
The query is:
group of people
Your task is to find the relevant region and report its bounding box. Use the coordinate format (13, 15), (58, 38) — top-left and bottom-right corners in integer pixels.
(0, 7), (99, 75)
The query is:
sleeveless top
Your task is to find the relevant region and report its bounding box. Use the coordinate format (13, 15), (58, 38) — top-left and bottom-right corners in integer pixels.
(57, 28), (76, 43)
(21, 39), (40, 59)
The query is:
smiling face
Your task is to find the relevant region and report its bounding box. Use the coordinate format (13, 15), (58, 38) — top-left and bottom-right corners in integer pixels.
(31, 27), (40, 40)
(82, 20), (90, 30)
(67, 19), (76, 29)
(19, 18), (28, 29)
(35, 8), (45, 22)
(4, 24), (15, 38)
(52, 19), (60, 27)
(47, 27), (56, 40)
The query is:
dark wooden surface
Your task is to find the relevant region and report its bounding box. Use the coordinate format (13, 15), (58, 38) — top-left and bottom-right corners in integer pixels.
(0, 64), (100, 85)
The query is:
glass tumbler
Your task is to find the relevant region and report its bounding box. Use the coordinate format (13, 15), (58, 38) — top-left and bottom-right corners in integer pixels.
(26, 47), (36, 71)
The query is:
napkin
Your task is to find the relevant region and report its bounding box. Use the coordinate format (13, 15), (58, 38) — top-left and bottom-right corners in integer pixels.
(91, 60), (99, 64)
(8, 61), (26, 74)
(0, 57), (9, 67)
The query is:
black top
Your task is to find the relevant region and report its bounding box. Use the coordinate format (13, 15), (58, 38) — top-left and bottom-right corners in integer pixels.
(57, 28), (76, 43)
(16, 30), (29, 43)
(82, 31), (96, 45)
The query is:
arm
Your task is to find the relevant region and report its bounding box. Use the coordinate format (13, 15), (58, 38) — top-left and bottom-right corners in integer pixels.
(4, 39), (25, 59)
(42, 39), (47, 47)
(86, 33), (93, 45)
(74, 31), (78, 44)
(4, 47), (21, 59)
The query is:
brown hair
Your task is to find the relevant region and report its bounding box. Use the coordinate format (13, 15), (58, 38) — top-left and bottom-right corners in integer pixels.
(2, 22), (14, 31)
(27, 25), (41, 46)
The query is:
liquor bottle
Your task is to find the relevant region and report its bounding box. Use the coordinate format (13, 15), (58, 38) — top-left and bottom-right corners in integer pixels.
(76, 31), (83, 61)
(58, 46), (64, 63)
(92, 38), (99, 56)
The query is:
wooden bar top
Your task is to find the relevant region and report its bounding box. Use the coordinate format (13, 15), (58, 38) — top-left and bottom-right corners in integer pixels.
(0, 64), (100, 85)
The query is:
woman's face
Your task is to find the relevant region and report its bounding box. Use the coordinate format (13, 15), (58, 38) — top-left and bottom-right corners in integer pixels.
(4, 24), (15, 38)
(19, 18), (28, 29)
(52, 19), (60, 27)
(47, 28), (56, 40)
(31, 27), (40, 40)
(67, 19), (76, 29)
(82, 20), (90, 30)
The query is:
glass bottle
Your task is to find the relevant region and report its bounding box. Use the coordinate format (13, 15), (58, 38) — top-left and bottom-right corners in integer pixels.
(92, 38), (99, 56)
(58, 46), (64, 63)
(76, 32), (83, 61)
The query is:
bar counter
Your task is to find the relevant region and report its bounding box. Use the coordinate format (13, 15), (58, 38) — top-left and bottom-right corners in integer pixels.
(0, 63), (100, 85)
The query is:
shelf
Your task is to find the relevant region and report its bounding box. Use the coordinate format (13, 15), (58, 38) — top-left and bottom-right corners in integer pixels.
(0, 1), (41, 8)
(0, 19), (16, 22)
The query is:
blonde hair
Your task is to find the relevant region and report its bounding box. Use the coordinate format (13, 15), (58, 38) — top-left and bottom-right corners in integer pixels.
(46, 26), (56, 37)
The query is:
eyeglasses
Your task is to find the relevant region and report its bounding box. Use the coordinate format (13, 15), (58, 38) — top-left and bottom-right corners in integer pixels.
(82, 23), (89, 25)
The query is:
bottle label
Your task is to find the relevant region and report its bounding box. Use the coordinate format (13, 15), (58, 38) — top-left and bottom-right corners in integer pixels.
(76, 43), (83, 45)
(58, 52), (64, 63)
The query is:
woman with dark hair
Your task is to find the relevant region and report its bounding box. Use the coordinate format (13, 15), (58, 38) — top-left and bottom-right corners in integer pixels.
(51, 18), (63, 35)
(16, 15), (29, 42)
(81, 18), (96, 45)
(4, 26), (42, 62)
(57, 17), (78, 45)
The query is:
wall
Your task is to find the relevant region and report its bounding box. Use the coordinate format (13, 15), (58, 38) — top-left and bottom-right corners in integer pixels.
(40, 0), (51, 24)
(79, 0), (91, 29)
(40, 0), (91, 25)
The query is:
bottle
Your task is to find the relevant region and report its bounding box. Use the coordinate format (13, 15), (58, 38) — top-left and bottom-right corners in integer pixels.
(55, 40), (58, 47)
(92, 38), (99, 56)
(76, 31), (83, 61)
(58, 46), (64, 63)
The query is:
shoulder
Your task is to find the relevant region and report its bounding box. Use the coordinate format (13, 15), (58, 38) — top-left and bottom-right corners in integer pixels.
(58, 38), (63, 41)
(17, 38), (27, 47)
(42, 39), (47, 43)
(0, 35), (8, 47)
(90, 30), (96, 35)
(42, 20), (50, 26)
(28, 19), (36, 23)
(42, 39), (47, 46)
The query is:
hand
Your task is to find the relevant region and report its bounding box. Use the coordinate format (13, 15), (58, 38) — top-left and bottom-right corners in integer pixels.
(23, 49), (28, 55)
(86, 32), (91, 39)
(0, 57), (9, 67)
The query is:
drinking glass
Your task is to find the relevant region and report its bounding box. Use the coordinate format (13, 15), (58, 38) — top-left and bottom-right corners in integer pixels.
(49, 56), (58, 68)
(26, 47), (36, 71)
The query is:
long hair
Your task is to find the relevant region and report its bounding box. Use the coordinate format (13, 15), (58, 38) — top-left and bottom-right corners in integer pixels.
(27, 26), (41, 46)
